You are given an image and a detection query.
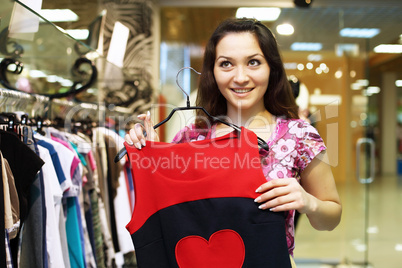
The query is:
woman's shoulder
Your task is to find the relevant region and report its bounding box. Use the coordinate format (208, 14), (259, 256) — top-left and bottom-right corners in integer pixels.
(275, 117), (322, 142)
(171, 124), (212, 143)
(272, 117), (326, 170)
(277, 117), (310, 128)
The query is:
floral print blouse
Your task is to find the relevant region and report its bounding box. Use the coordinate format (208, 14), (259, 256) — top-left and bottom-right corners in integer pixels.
(171, 117), (326, 256)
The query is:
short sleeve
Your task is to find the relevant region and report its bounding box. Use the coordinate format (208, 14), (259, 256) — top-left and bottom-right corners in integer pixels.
(292, 120), (326, 172)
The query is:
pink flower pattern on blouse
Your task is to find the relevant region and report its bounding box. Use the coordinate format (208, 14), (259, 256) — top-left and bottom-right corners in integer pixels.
(171, 117), (326, 256)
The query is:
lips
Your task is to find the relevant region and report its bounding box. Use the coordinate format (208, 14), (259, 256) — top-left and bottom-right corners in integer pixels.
(231, 88), (253, 94)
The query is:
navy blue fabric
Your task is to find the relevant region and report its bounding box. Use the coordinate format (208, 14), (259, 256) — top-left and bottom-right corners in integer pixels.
(36, 139), (67, 188)
(132, 197), (291, 268)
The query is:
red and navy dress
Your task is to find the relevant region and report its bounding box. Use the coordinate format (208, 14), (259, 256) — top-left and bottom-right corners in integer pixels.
(125, 127), (291, 267)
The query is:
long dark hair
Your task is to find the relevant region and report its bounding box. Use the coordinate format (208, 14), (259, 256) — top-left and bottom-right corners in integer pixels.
(195, 18), (298, 128)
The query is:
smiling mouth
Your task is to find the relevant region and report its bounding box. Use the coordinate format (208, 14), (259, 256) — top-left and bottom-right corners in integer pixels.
(231, 88), (253, 94)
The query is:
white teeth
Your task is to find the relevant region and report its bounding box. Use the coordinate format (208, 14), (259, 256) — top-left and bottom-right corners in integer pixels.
(233, 88), (252, 93)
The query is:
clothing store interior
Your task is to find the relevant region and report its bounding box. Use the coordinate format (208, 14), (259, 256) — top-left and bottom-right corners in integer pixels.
(1, 0), (402, 267)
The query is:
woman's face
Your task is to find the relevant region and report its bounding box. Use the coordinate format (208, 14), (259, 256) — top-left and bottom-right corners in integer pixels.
(213, 32), (270, 116)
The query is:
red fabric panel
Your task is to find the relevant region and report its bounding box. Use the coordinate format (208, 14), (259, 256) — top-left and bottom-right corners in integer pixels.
(175, 229), (245, 268)
(125, 128), (266, 234)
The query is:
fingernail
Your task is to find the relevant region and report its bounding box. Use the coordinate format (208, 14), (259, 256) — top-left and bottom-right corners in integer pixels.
(255, 187), (261, 193)
(146, 111), (150, 120)
(254, 197), (261, 203)
(135, 142), (142, 149)
(258, 204), (266, 210)
(140, 139), (146, 147)
(126, 140), (133, 145)
(137, 114), (146, 119)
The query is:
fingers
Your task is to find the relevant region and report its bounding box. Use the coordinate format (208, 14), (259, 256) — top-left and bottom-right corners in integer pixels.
(125, 123), (146, 149)
(254, 178), (304, 212)
(143, 111), (159, 142)
(254, 184), (291, 210)
(255, 179), (288, 193)
(124, 111), (159, 149)
(256, 194), (297, 212)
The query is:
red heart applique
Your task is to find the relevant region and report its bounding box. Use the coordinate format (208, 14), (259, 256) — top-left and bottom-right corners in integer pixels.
(175, 229), (245, 268)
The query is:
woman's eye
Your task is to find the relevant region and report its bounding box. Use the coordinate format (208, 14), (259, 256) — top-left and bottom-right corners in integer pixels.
(220, 61), (232, 68)
(249, 59), (260, 66)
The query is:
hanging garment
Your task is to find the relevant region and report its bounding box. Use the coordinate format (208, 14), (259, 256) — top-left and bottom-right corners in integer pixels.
(19, 136), (48, 268)
(125, 127), (291, 268)
(95, 127), (134, 259)
(36, 146), (66, 268)
(35, 136), (73, 193)
(0, 130), (44, 268)
(0, 130), (44, 224)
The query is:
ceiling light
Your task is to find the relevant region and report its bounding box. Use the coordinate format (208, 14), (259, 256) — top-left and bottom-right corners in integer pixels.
(284, 62), (297, 70)
(38, 9), (79, 22)
(276, 23), (294, 35)
(351, 83), (362, 90)
(46, 75), (59, 83)
(29, 70), (47, 78)
(310, 94), (342, 106)
(334, 70), (343, 79)
(366, 86), (380, 94)
(307, 54), (322, 61)
(395, 80), (402, 87)
(356, 79), (369, 87)
(374, 44), (402, 53)
(236, 7), (281, 22)
(315, 67), (323, 74)
(395, 244), (402, 252)
(297, 63), (304, 71)
(339, 28), (380, 38)
(291, 42), (322, 51)
(65, 29), (89, 40)
(335, 43), (359, 57)
(59, 79), (74, 87)
(363, 86), (381, 96)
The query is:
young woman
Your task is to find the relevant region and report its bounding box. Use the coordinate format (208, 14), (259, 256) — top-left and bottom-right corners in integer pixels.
(125, 18), (342, 262)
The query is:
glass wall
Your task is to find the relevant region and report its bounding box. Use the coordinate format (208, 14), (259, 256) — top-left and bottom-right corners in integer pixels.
(158, 2), (402, 267)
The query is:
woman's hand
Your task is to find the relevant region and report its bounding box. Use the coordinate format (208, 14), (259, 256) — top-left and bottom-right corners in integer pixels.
(254, 154), (342, 231)
(125, 111), (159, 149)
(254, 178), (314, 214)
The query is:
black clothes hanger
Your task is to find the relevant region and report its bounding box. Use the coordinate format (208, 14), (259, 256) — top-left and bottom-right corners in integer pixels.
(114, 67), (269, 163)
(0, 113), (17, 133)
(34, 116), (46, 136)
(0, 113), (31, 143)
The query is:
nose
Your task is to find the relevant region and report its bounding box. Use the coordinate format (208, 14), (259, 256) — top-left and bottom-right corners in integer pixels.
(233, 66), (249, 84)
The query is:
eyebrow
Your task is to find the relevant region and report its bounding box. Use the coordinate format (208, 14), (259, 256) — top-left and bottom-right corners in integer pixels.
(216, 53), (264, 61)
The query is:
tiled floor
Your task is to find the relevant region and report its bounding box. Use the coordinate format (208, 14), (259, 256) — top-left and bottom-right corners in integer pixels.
(293, 174), (402, 267)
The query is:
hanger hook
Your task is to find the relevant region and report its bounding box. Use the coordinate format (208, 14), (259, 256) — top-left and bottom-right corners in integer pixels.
(175, 67), (201, 99)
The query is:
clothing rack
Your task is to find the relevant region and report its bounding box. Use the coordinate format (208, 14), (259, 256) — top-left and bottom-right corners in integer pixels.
(0, 88), (138, 268)
(0, 87), (49, 117)
(0, 87), (134, 121)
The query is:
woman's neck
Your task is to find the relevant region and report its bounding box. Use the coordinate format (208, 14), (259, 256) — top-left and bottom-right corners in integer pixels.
(225, 105), (274, 128)
(215, 107), (276, 140)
